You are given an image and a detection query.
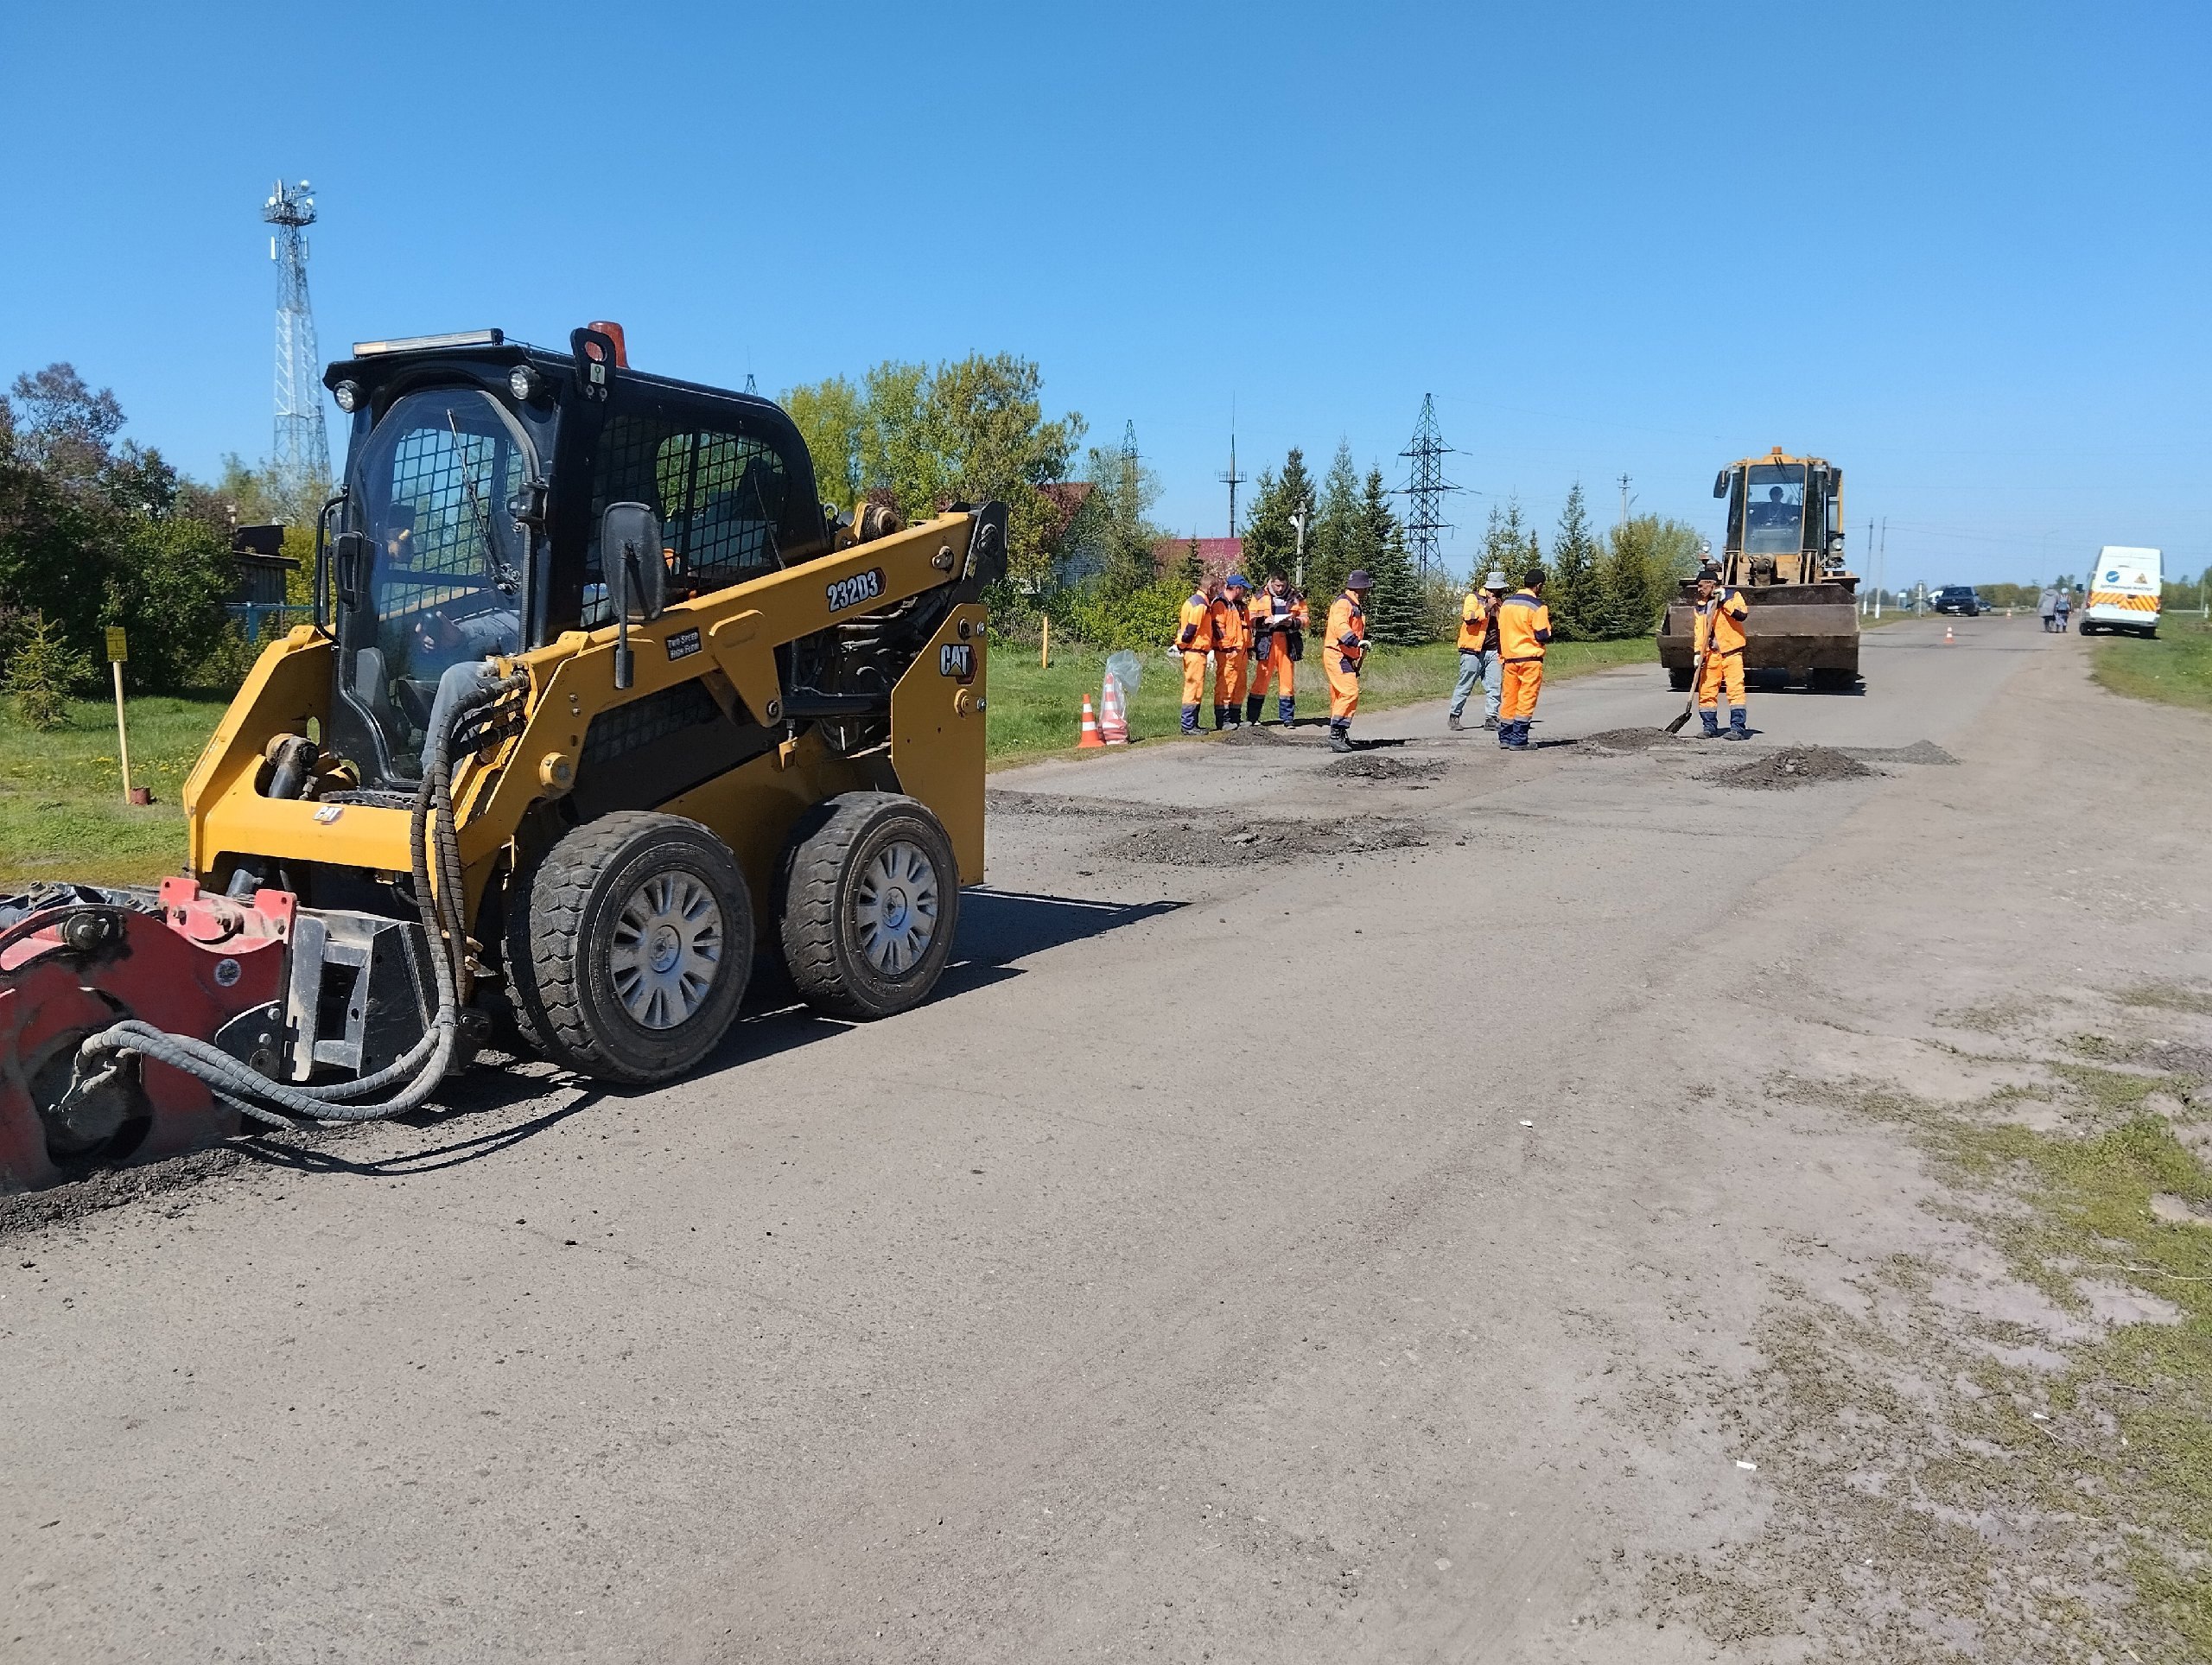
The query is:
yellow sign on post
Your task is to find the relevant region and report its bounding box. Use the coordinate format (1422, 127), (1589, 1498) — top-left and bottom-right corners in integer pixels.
(106, 629), (134, 804)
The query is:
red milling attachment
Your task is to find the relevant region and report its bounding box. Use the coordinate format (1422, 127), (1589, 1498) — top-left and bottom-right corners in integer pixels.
(0, 879), (296, 1193)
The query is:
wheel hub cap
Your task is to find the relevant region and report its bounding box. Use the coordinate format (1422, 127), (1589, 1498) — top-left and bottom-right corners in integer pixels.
(609, 872), (723, 1030)
(854, 841), (938, 977)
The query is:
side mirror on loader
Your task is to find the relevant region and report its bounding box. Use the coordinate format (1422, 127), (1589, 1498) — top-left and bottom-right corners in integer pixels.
(600, 501), (664, 691)
(1713, 469), (1731, 499)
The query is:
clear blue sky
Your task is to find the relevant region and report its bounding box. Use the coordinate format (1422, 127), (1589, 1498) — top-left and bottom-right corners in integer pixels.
(4, 1), (2205, 589)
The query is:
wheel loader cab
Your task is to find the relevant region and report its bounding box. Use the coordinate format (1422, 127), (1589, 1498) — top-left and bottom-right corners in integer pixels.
(1713, 449), (1847, 588)
(321, 331), (829, 793)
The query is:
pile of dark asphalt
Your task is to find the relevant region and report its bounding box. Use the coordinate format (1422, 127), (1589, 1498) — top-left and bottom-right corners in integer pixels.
(1712, 746), (1876, 790)
(1580, 728), (1679, 752)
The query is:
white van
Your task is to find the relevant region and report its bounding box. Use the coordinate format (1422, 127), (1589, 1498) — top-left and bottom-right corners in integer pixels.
(2082, 546), (2161, 638)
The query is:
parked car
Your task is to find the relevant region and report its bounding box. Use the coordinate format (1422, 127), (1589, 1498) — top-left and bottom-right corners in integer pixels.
(1932, 585), (1985, 616)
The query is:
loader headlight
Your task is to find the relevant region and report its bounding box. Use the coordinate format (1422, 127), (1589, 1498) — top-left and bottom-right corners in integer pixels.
(508, 365), (543, 404)
(331, 378), (361, 413)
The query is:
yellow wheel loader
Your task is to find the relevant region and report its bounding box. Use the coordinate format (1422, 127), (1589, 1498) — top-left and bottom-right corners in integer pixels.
(0, 323), (1002, 1192)
(1657, 448), (1861, 691)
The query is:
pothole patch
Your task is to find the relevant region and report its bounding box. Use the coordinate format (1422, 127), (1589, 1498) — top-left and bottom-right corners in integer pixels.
(1113, 816), (1429, 866)
(1323, 754), (1446, 783)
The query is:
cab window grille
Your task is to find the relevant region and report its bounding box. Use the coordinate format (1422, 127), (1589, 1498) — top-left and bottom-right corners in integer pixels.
(589, 414), (789, 613)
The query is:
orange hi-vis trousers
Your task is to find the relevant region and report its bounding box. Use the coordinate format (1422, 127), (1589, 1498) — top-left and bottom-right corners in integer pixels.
(1215, 649), (1248, 709)
(1179, 649), (1210, 708)
(1501, 658), (1544, 722)
(1696, 649), (1745, 711)
(1249, 641), (1294, 701)
(1325, 649), (1361, 719)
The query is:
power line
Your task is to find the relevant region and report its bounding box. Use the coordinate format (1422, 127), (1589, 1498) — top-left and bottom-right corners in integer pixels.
(262, 179), (330, 499)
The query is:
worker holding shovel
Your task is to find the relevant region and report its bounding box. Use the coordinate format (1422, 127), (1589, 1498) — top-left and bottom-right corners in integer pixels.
(1689, 564), (1751, 740)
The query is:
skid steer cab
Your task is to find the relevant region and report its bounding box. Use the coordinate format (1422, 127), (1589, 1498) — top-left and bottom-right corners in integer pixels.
(0, 323), (1006, 1192)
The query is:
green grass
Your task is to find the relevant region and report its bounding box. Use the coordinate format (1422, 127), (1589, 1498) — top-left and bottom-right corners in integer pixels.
(2093, 618), (2212, 715)
(0, 695), (223, 890)
(988, 637), (1656, 762)
(0, 638), (1661, 888)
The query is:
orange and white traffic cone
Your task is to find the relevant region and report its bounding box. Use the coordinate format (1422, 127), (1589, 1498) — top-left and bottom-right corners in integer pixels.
(1944, 625), (1955, 644)
(1077, 693), (1105, 748)
(1098, 674), (1129, 744)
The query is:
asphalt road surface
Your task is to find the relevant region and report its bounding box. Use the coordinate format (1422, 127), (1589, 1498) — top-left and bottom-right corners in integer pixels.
(4, 615), (2208, 1662)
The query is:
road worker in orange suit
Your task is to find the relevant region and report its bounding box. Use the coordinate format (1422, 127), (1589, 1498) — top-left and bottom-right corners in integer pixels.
(1211, 574), (1253, 728)
(1495, 566), (1552, 750)
(1174, 573), (1222, 735)
(1692, 563), (1752, 740)
(1323, 569), (1374, 753)
(1246, 574), (1306, 725)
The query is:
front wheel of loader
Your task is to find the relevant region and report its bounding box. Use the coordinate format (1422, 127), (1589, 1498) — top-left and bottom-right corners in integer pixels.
(775, 792), (959, 1022)
(515, 812), (753, 1085)
(1667, 667), (1693, 692)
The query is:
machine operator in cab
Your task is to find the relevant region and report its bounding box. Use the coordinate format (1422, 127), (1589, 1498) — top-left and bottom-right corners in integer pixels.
(1691, 563), (1752, 740)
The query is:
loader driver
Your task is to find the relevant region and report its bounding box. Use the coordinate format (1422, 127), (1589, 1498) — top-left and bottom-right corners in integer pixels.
(1324, 569), (1373, 753)
(1692, 563), (1752, 740)
(1175, 573), (1223, 735)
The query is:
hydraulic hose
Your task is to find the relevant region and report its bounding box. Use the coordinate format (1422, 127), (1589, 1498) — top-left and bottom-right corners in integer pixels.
(69, 667), (525, 1127)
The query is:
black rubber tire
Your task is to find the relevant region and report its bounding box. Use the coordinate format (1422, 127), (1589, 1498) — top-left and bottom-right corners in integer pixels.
(1667, 667), (1693, 692)
(1811, 668), (1859, 692)
(512, 811), (753, 1085)
(774, 791), (959, 1022)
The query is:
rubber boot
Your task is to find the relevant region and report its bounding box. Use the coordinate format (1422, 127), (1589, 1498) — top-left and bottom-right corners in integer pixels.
(1510, 720), (1533, 750)
(1498, 720), (1517, 750)
(1278, 697), (1294, 725)
(1213, 704), (1230, 731)
(1244, 695), (1263, 725)
(1328, 722), (1354, 753)
(1180, 703), (1200, 735)
(1700, 709), (1721, 738)
(1726, 707), (1750, 741)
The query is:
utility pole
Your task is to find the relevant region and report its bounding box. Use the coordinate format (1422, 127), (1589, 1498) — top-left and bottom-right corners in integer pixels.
(1617, 473), (1635, 527)
(1289, 504), (1310, 589)
(1395, 394), (1459, 581)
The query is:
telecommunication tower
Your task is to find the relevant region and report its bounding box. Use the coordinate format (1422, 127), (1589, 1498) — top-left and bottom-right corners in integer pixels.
(1217, 427), (1246, 539)
(1118, 419), (1141, 504)
(1396, 393), (1459, 579)
(262, 179), (331, 499)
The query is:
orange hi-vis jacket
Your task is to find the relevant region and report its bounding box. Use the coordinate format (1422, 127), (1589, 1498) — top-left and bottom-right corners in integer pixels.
(1176, 592), (1216, 651)
(1211, 594), (1250, 653)
(1325, 594), (1366, 665)
(1694, 587), (1750, 656)
(1457, 591), (1497, 652)
(1496, 589), (1553, 660)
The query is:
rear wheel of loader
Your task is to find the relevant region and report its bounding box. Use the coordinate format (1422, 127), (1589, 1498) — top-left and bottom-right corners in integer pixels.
(775, 792), (959, 1022)
(515, 812), (753, 1085)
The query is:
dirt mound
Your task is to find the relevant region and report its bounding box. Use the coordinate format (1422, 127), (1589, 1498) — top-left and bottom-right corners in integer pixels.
(1216, 723), (1294, 745)
(1580, 728), (1676, 753)
(1711, 746), (1875, 791)
(1324, 753), (1445, 782)
(1843, 740), (1958, 766)
(1113, 816), (1428, 867)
